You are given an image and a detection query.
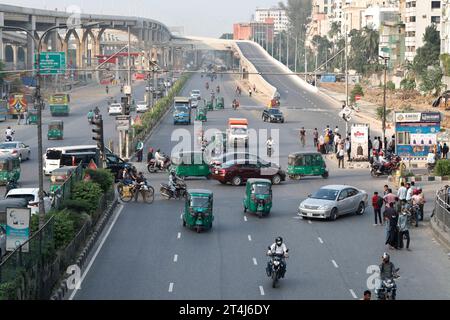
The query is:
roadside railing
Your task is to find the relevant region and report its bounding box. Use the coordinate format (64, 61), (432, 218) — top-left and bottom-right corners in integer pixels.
(51, 163), (83, 210)
(433, 188), (450, 232)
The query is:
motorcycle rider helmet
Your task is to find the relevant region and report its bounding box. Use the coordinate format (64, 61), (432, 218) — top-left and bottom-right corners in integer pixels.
(382, 252), (390, 263)
(275, 237), (283, 246)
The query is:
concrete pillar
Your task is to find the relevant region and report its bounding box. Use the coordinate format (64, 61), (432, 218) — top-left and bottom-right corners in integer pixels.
(12, 45), (18, 69)
(0, 12), (4, 62)
(26, 15), (36, 72)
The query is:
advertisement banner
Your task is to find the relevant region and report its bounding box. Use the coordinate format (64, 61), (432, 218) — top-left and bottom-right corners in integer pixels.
(395, 113), (421, 123)
(8, 94), (28, 115)
(6, 208), (31, 253)
(410, 133), (437, 146)
(350, 124), (369, 161)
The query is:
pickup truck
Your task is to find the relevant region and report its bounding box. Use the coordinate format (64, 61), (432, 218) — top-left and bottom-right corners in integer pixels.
(227, 118), (249, 146)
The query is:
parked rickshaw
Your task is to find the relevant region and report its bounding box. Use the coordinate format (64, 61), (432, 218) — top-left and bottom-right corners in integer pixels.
(49, 166), (78, 193)
(195, 106), (207, 122)
(171, 151), (211, 179)
(206, 99), (214, 111)
(47, 120), (64, 140)
(287, 152), (329, 180)
(215, 97), (224, 110)
(182, 189), (214, 233)
(28, 110), (38, 124)
(243, 179), (272, 218)
(0, 155), (21, 185)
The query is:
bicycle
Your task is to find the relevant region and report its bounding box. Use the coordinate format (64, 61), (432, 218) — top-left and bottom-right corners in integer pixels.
(119, 182), (154, 204)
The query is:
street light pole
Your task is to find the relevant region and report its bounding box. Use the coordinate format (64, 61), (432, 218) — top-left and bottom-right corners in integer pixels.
(380, 55), (390, 152)
(345, 25), (349, 108)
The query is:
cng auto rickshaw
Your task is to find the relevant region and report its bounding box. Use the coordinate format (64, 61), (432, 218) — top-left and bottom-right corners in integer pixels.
(287, 152), (329, 180)
(206, 99), (214, 111)
(183, 189), (214, 233)
(195, 106), (207, 122)
(49, 166), (77, 193)
(0, 155), (21, 185)
(28, 110), (38, 124)
(171, 151), (211, 179)
(215, 97), (224, 110)
(243, 179), (272, 218)
(47, 120), (64, 140)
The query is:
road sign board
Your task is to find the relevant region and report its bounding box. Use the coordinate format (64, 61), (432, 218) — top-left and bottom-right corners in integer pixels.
(116, 115), (130, 131)
(355, 95), (362, 101)
(36, 52), (66, 75)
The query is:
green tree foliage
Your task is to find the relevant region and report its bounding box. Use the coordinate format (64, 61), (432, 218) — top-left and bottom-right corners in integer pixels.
(328, 21), (341, 40)
(413, 25), (440, 76)
(419, 66), (444, 96)
(435, 160), (450, 176)
(376, 106), (392, 121)
(72, 181), (103, 215)
(400, 78), (416, 90)
(312, 35), (332, 71)
(279, 0), (312, 35)
(350, 84), (364, 103)
(348, 27), (380, 75)
(440, 53), (450, 76)
(386, 81), (396, 91)
(84, 168), (114, 192)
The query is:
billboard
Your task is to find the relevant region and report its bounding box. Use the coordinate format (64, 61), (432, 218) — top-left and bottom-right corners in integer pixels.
(8, 94), (29, 115)
(6, 208), (31, 253)
(350, 124), (369, 161)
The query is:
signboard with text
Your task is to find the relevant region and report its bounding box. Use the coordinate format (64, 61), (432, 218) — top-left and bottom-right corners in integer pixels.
(36, 52), (66, 75)
(350, 124), (369, 161)
(6, 208), (31, 253)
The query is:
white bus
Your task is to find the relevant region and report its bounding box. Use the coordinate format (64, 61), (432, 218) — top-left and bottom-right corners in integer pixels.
(43, 145), (112, 175)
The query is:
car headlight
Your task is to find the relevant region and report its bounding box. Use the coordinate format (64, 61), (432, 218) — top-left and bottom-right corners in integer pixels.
(318, 205), (331, 210)
(299, 203), (305, 209)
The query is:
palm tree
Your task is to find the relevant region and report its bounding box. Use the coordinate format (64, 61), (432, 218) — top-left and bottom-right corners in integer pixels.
(328, 21), (341, 40)
(362, 26), (379, 63)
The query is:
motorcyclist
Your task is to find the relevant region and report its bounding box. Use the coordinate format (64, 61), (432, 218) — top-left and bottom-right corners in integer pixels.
(105, 85), (109, 94)
(377, 151), (388, 173)
(266, 237), (289, 278)
(94, 106), (100, 115)
(378, 252), (398, 299)
(87, 110), (94, 123)
(5, 126), (14, 142)
(168, 170), (180, 195)
(216, 85), (220, 93)
(155, 149), (167, 170)
(266, 137), (274, 157)
(232, 99), (239, 109)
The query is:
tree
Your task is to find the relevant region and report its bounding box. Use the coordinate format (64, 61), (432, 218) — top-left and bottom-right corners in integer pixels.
(413, 25), (440, 76)
(419, 66), (444, 96)
(350, 84), (364, 103)
(328, 21), (341, 40)
(362, 26), (379, 63)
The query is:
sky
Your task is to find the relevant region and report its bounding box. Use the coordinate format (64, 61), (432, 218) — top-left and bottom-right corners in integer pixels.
(2, 0), (280, 37)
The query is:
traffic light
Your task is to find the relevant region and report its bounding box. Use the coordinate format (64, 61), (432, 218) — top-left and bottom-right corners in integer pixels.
(121, 96), (130, 115)
(92, 115), (105, 160)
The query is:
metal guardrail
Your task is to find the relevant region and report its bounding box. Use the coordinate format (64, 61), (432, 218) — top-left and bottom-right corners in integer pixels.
(51, 163), (83, 210)
(434, 188), (450, 232)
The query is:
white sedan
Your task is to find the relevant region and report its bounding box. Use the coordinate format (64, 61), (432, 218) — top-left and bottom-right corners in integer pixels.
(136, 101), (149, 113)
(0, 141), (31, 161)
(108, 103), (123, 116)
(5, 188), (52, 216)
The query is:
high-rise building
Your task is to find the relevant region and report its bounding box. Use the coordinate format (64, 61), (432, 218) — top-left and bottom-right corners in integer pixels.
(441, 0), (450, 55)
(254, 7), (289, 33)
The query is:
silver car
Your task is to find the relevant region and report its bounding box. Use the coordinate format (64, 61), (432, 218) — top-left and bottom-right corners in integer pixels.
(0, 141), (31, 161)
(0, 225), (6, 260)
(298, 185), (368, 220)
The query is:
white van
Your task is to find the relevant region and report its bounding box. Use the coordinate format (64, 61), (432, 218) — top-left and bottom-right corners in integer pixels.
(43, 145), (111, 175)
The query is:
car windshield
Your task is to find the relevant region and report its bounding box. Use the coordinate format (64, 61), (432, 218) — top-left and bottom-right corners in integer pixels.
(252, 184), (270, 195)
(191, 91), (200, 95)
(6, 194), (35, 203)
(221, 160), (236, 168)
(49, 125), (61, 130)
(46, 150), (62, 160)
(268, 109), (281, 114)
(190, 196), (210, 208)
(231, 128), (247, 135)
(0, 143), (16, 149)
(311, 189), (339, 201)
(175, 106), (188, 112)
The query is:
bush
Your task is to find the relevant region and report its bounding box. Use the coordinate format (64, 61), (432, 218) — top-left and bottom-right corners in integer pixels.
(71, 181), (103, 215)
(350, 84), (364, 103)
(62, 199), (92, 214)
(386, 81), (396, 91)
(435, 160), (450, 176)
(84, 168), (114, 192)
(0, 279), (20, 300)
(376, 106), (392, 121)
(48, 210), (76, 249)
(400, 78), (416, 90)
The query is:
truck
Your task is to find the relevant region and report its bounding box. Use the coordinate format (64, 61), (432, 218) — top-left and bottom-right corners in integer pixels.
(49, 93), (70, 116)
(227, 118), (249, 146)
(173, 97), (191, 125)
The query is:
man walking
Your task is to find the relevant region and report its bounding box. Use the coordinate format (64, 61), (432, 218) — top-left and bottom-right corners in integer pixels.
(397, 182), (407, 206)
(23, 110), (28, 125)
(299, 127), (306, 148)
(136, 140), (144, 162)
(345, 138), (351, 161)
(443, 143), (449, 159)
(398, 208), (411, 251)
(337, 145), (345, 169)
(372, 192), (383, 226)
(313, 128), (319, 147)
(372, 136), (379, 154)
(383, 202), (396, 243)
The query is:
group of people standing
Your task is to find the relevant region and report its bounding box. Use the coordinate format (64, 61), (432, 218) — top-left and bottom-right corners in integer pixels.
(311, 125), (352, 169)
(372, 182), (426, 251)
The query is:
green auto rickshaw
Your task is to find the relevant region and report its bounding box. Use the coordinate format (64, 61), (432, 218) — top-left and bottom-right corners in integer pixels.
(182, 189), (214, 233)
(287, 151), (329, 180)
(47, 120), (64, 140)
(0, 155), (21, 185)
(28, 110), (38, 124)
(215, 97), (224, 110)
(49, 166), (78, 193)
(243, 179), (272, 218)
(206, 99), (214, 111)
(195, 106), (207, 122)
(171, 151), (211, 179)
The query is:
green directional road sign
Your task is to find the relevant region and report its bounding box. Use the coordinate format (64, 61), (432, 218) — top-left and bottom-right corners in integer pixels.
(36, 52), (66, 75)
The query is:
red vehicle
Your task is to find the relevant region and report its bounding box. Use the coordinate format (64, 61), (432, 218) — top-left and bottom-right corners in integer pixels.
(211, 159), (286, 186)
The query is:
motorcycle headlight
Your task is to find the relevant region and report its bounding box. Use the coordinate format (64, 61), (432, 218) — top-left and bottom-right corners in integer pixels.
(273, 260), (280, 266)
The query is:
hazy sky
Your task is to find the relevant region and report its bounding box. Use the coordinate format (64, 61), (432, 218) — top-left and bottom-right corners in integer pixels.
(2, 0), (280, 37)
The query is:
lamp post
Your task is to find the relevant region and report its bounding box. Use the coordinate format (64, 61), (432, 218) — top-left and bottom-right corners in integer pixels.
(379, 55), (390, 152)
(1, 22), (100, 228)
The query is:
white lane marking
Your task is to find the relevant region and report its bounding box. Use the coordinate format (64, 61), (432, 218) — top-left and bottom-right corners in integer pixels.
(169, 282), (174, 292)
(259, 285), (265, 296)
(69, 205), (124, 300)
(318, 237), (324, 244)
(332, 260), (339, 268)
(248, 235), (252, 242)
(177, 232), (181, 239)
(173, 254), (178, 262)
(253, 258), (258, 266)
(244, 216), (248, 222)
(349, 289), (358, 299)
(308, 220), (312, 224)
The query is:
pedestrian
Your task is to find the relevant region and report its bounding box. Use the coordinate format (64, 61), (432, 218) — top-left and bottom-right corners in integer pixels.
(253, 84), (256, 92)
(334, 133), (341, 153)
(334, 126), (339, 135)
(437, 142), (443, 159)
(324, 133), (330, 153)
(337, 146), (345, 169)
(397, 208), (411, 251)
(362, 290), (372, 301)
(443, 143), (449, 159)
(417, 188), (425, 221)
(378, 137), (383, 152)
(372, 136), (379, 153)
(383, 184), (389, 196)
(383, 188), (396, 206)
(324, 125), (330, 136)
(397, 182), (407, 206)
(383, 202), (396, 243)
(313, 128), (319, 147)
(372, 192), (383, 226)
(368, 136), (373, 156)
(345, 138), (351, 161)
(17, 112), (22, 125)
(23, 110), (28, 125)
(406, 182), (413, 205)
(147, 147), (154, 163)
(299, 127), (306, 148)
(318, 135), (325, 154)
(386, 204), (399, 249)
(136, 140), (144, 162)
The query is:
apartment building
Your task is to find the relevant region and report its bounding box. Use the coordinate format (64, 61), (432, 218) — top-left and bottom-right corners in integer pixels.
(254, 7), (289, 33)
(403, 0), (442, 61)
(441, 0), (450, 55)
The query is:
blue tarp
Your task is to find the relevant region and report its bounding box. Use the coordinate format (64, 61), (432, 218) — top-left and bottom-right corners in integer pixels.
(21, 76), (36, 87)
(320, 74), (336, 83)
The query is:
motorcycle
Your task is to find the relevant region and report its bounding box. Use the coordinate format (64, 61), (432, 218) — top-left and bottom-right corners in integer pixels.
(232, 101), (239, 110)
(267, 145), (273, 157)
(405, 204), (419, 226)
(5, 135), (14, 142)
(216, 86), (220, 94)
(370, 155), (402, 177)
(147, 155), (171, 173)
(160, 179), (187, 200)
(266, 251), (288, 288)
(427, 162), (436, 174)
(376, 268), (400, 300)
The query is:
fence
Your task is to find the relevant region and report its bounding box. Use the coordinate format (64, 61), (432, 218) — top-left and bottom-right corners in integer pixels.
(433, 188), (450, 232)
(51, 163), (83, 210)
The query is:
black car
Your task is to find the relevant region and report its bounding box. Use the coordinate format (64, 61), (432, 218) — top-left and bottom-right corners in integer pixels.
(262, 108), (284, 123)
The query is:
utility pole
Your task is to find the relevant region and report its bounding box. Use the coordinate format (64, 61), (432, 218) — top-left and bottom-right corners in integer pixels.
(304, 43), (307, 81)
(380, 55), (390, 152)
(345, 24), (349, 108)
(315, 51), (318, 87)
(294, 34), (298, 73)
(286, 33), (289, 68)
(126, 25), (132, 160)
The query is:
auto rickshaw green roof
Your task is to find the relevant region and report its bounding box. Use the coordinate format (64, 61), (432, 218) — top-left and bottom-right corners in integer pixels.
(246, 178), (272, 185)
(188, 189), (213, 196)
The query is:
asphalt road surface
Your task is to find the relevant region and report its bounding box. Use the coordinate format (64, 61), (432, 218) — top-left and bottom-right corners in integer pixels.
(72, 52), (450, 300)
